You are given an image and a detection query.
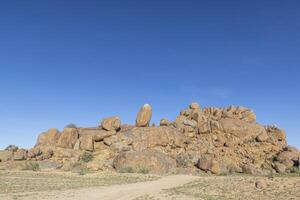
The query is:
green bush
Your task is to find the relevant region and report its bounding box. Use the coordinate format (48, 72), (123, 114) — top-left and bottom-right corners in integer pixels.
(290, 166), (300, 174)
(24, 161), (40, 171)
(118, 166), (134, 173)
(81, 152), (94, 163)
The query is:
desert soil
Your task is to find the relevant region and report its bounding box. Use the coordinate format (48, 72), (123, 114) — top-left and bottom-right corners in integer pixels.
(0, 171), (299, 200)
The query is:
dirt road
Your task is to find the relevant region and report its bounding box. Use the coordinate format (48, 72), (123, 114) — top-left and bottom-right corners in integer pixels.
(2, 171), (299, 200)
(6, 175), (198, 200)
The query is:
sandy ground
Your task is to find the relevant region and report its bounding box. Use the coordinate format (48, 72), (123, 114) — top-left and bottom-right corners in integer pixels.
(1, 171), (300, 200)
(1, 174), (197, 200)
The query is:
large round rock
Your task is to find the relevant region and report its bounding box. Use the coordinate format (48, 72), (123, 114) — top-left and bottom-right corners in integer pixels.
(56, 128), (79, 149)
(36, 128), (60, 147)
(136, 104), (152, 127)
(101, 116), (121, 131)
(113, 150), (176, 174)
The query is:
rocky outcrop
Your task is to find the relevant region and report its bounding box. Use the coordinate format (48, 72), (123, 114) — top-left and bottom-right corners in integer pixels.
(160, 119), (170, 126)
(0, 150), (13, 162)
(113, 150), (176, 174)
(79, 134), (94, 151)
(219, 118), (266, 143)
(101, 116), (121, 131)
(56, 128), (79, 149)
(13, 149), (28, 161)
(275, 148), (300, 172)
(119, 126), (186, 152)
(36, 128), (60, 147)
(136, 104), (152, 127)
(1, 102), (299, 176)
(197, 156), (221, 174)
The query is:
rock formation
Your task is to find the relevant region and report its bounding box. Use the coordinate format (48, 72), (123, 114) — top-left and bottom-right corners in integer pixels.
(136, 104), (152, 127)
(100, 116), (121, 131)
(0, 102), (299, 175)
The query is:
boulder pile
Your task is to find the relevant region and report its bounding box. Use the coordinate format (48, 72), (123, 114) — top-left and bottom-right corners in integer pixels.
(0, 102), (299, 175)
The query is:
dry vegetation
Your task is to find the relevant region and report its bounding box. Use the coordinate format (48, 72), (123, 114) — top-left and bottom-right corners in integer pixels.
(0, 171), (299, 200)
(161, 174), (300, 200)
(0, 170), (159, 199)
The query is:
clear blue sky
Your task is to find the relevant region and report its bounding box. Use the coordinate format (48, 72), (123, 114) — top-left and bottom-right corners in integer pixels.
(0, 0), (299, 149)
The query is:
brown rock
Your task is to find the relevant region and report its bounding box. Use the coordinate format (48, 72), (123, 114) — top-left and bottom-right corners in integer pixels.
(197, 157), (221, 174)
(276, 151), (299, 169)
(160, 118), (170, 126)
(242, 164), (262, 175)
(136, 104), (152, 127)
(80, 134), (94, 151)
(53, 148), (79, 160)
(0, 150), (13, 162)
(191, 110), (202, 122)
(266, 126), (286, 141)
(256, 132), (269, 142)
(273, 129), (286, 141)
(255, 181), (266, 189)
(38, 160), (62, 170)
(220, 118), (266, 143)
(36, 128), (60, 147)
(183, 119), (197, 128)
(38, 148), (53, 160)
(190, 102), (200, 110)
(27, 147), (41, 159)
(210, 120), (221, 132)
(276, 151), (299, 162)
(110, 142), (131, 153)
(79, 129), (116, 142)
(13, 149), (28, 161)
(174, 115), (186, 130)
(103, 135), (118, 146)
(27, 102), (300, 175)
(101, 116), (121, 131)
(73, 140), (80, 150)
(94, 141), (108, 151)
(210, 160), (221, 174)
(241, 110), (256, 123)
(214, 136), (225, 147)
(198, 120), (211, 134)
(56, 128), (79, 149)
(113, 150), (176, 174)
(274, 162), (286, 173)
(203, 107), (222, 120)
(94, 130), (116, 141)
(126, 127), (186, 151)
(86, 150), (111, 171)
(224, 141), (234, 147)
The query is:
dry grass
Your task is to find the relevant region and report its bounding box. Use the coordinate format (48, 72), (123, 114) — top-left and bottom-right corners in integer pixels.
(164, 174), (300, 200)
(1, 170), (300, 200)
(0, 170), (159, 194)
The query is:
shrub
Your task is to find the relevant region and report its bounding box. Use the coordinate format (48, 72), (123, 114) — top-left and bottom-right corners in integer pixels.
(290, 166), (300, 175)
(24, 161), (40, 171)
(78, 168), (88, 175)
(65, 123), (77, 128)
(138, 167), (149, 174)
(176, 154), (189, 168)
(81, 152), (94, 163)
(118, 166), (134, 173)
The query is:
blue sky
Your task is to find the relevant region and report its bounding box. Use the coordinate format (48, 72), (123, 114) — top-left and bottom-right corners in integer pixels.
(0, 0), (299, 149)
